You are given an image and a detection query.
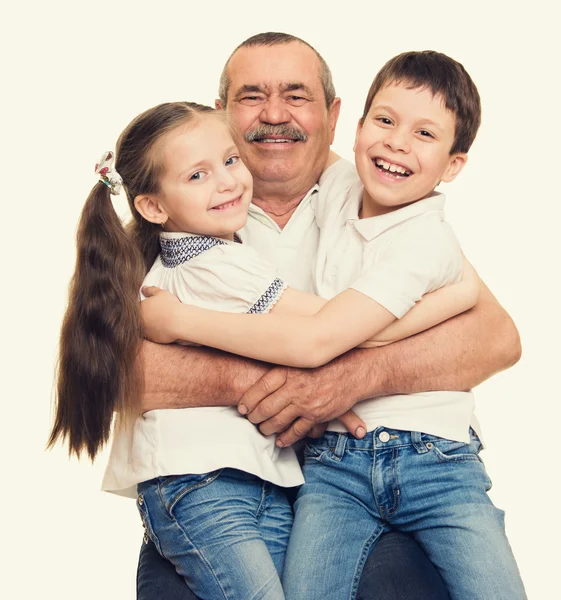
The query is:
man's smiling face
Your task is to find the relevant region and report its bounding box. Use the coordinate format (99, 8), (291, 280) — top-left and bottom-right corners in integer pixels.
(220, 42), (340, 192)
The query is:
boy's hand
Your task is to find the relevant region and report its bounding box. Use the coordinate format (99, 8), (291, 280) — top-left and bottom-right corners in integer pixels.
(141, 286), (182, 344)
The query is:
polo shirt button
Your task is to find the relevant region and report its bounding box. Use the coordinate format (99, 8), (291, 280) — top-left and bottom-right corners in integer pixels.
(379, 431), (390, 443)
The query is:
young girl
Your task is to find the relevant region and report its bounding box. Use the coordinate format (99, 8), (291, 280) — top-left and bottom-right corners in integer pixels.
(48, 101), (478, 600)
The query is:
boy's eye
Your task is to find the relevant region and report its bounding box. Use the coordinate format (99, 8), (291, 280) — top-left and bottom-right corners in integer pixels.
(418, 130), (434, 138)
(225, 156), (239, 167)
(376, 117), (393, 126)
(190, 171), (205, 181)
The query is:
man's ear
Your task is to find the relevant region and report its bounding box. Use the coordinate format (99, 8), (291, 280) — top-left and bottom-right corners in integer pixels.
(441, 153), (468, 183)
(134, 195), (169, 226)
(353, 118), (364, 153)
(215, 99), (225, 110)
(327, 97), (342, 144)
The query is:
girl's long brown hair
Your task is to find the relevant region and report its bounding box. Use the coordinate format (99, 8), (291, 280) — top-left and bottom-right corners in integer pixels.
(48, 102), (215, 460)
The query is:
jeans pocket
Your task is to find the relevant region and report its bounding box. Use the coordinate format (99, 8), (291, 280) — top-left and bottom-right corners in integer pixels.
(303, 442), (331, 464)
(158, 469), (224, 515)
(426, 436), (482, 463)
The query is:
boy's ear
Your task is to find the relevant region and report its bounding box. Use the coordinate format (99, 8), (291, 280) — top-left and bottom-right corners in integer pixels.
(441, 153), (468, 183)
(134, 194), (169, 226)
(353, 118), (364, 153)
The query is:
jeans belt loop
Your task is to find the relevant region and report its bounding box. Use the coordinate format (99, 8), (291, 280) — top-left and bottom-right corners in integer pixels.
(411, 430), (427, 454)
(333, 433), (348, 460)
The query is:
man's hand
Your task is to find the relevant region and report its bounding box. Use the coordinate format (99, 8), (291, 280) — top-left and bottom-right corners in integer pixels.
(238, 366), (367, 446)
(141, 286), (183, 344)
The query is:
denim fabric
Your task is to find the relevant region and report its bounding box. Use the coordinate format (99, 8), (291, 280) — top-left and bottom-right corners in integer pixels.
(282, 428), (526, 600)
(137, 468), (293, 600)
(137, 530), (451, 600)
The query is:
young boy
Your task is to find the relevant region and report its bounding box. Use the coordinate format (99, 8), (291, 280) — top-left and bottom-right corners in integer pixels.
(278, 51), (527, 600)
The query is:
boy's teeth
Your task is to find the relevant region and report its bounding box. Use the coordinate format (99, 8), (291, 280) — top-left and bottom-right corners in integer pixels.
(375, 158), (410, 176)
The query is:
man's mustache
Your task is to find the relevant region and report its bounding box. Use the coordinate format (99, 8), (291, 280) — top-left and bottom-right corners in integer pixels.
(245, 124), (308, 143)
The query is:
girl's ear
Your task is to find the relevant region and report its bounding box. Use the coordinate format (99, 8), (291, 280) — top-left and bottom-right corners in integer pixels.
(441, 153), (468, 183)
(134, 195), (168, 226)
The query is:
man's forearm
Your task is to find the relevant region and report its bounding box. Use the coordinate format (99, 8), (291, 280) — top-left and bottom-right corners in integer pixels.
(333, 281), (521, 402)
(140, 341), (270, 412)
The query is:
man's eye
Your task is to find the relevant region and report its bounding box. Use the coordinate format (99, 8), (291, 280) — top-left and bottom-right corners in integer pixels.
(190, 171), (205, 181)
(225, 156), (239, 166)
(240, 96), (263, 105)
(287, 95), (307, 106)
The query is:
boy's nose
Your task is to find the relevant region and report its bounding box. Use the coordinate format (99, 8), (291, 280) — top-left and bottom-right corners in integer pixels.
(384, 129), (410, 153)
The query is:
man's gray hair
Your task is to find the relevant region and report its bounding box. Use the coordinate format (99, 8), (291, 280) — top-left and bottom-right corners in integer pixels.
(218, 32), (336, 108)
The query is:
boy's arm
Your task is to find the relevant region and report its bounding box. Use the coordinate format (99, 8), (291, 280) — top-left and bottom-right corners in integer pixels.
(240, 281), (521, 446)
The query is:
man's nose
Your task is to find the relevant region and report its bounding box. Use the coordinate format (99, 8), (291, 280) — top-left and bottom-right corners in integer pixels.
(384, 127), (411, 153)
(260, 96), (290, 124)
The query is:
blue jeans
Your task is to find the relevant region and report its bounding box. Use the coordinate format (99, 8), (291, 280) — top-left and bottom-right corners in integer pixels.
(282, 428), (526, 600)
(137, 468), (292, 600)
(137, 530), (451, 600)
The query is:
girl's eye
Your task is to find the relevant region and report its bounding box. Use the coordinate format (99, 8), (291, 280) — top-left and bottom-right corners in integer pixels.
(190, 171), (205, 181)
(225, 156), (239, 167)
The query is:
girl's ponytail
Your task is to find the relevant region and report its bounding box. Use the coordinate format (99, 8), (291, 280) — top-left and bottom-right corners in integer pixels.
(48, 179), (145, 460)
(48, 102), (216, 460)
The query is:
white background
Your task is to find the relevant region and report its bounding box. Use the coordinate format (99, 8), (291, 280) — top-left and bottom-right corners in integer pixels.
(3, 0), (559, 598)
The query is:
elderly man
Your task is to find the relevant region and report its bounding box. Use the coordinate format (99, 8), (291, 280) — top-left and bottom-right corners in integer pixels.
(136, 32), (520, 600)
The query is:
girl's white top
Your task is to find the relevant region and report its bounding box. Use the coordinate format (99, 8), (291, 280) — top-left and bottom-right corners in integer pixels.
(314, 160), (481, 443)
(102, 233), (304, 498)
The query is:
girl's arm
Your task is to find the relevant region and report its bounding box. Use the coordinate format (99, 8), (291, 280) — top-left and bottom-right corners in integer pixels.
(144, 264), (479, 369)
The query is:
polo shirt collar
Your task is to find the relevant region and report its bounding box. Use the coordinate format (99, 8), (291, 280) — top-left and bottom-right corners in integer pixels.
(348, 189), (446, 242)
(246, 184), (319, 231)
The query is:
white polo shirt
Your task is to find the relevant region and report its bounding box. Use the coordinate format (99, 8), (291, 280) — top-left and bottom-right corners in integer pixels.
(315, 159), (480, 443)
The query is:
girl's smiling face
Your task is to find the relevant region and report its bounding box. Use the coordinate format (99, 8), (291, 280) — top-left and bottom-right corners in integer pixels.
(138, 114), (253, 239)
(354, 83), (467, 218)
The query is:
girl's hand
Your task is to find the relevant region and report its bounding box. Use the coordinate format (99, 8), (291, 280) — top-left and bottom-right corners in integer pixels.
(141, 286), (183, 344)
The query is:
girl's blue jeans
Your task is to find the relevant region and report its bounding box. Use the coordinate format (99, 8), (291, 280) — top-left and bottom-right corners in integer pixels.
(282, 428), (527, 600)
(137, 468), (292, 600)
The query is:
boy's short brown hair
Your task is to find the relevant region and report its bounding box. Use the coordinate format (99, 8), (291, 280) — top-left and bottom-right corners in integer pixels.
(361, 51), (481, 154)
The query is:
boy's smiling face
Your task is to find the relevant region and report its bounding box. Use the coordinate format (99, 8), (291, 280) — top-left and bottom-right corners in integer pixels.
(354, 82), (467, 218)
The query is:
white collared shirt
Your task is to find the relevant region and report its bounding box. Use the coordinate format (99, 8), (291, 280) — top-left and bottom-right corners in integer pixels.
(314, 159), (480, 443)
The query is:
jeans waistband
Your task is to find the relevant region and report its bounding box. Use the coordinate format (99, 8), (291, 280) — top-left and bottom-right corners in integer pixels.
(318, 428), (475, 452)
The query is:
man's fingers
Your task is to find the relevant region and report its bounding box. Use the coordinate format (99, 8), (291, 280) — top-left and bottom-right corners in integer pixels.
(308, 422), (329, 438)
(337, 410), (367, 439)
(258, 406), (301, 437)
(141, 285), (164, 298)
(239, 367), (288, 417)
(276, 418), (315, 447)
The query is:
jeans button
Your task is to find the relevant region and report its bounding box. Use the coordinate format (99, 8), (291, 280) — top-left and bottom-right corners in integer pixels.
(426, 442), (434, 450)
(379, 431), (390, 443)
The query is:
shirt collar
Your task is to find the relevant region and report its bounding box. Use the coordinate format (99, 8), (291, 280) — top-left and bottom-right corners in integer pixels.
(244, 184), (319, 232)
(349, 191), (446, 242)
